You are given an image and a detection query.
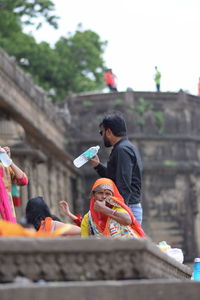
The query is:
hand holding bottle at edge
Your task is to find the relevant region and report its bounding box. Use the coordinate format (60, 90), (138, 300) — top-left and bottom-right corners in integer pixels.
(0, 146), (12, 167)
(3, 147), (11, 157)
(89, 155), (100, 168)
(73, 145), (100, 168)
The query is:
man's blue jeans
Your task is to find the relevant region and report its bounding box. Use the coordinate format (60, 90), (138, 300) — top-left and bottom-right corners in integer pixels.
(129, 203), (143, 225)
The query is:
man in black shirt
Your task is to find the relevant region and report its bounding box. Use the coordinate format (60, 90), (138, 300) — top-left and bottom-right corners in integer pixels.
(90, 113), (143, 224)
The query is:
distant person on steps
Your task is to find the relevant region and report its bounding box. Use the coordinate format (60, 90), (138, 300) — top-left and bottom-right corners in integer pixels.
(154, 66), (161, 92)
(104, 68), (118, 92)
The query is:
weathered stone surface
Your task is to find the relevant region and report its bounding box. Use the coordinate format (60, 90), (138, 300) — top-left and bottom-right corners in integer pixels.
(0, 280), (200, 300)
(0, 238), (191, 283)
(0, 48), (83, 217)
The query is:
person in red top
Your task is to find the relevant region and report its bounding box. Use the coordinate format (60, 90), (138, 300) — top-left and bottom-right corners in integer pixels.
(198, 77), (200, 96)
(104, 69), (118, 92)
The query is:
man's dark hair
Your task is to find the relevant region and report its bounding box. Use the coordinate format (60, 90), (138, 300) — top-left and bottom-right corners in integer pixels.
(26, 196), (52, 230)
(100, 113), (127, 136)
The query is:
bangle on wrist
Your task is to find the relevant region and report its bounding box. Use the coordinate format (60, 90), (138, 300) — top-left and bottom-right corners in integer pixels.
(111, 209), (117, 216)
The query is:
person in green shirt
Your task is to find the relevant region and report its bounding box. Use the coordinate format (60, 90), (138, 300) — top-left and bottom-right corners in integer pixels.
(154, 66), (161, 92)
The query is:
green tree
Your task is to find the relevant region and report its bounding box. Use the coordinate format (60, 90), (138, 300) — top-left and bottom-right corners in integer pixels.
(54, 26), (107, 98)
(0, 2), (107, 101)
(0, 0), (58, 33)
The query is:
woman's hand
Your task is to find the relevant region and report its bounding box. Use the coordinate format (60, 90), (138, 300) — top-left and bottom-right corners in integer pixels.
(59, 200), (71, 216)
(0, 146), (11, 157)
(59, 200), (79, 222)
(3, 147), (11, 157)
(93, 200), (106, 213)
(0, 147), (6, 153)
(94, 200), (132, 225)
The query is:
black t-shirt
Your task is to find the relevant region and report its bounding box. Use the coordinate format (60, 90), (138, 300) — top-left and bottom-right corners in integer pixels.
(94, 137), (142, 205)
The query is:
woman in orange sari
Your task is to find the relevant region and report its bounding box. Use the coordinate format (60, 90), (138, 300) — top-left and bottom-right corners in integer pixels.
(81, 178), (146, 238)
(26, 196), (81, 236)
(0, 196), (81, 237)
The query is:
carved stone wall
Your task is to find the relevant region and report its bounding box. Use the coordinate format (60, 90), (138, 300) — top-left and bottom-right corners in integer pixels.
(0, 49), (83, 218)
(0, 238), (191, 283)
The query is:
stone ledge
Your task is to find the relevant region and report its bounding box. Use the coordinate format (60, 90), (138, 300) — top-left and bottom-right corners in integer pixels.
(0, 280), (200, 300)
(0, 238), (191, 282)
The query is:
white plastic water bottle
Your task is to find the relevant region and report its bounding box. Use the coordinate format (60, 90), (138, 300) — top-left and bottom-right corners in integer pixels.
(73, 145), (100, 168)
(0, 152), (12, 167)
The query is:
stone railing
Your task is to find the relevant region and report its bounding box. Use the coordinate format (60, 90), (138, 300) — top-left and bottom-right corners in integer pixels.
(0, 238), (191, 283)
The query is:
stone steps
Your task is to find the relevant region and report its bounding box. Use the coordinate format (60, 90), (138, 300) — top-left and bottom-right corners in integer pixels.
(0, 280), (200, 300)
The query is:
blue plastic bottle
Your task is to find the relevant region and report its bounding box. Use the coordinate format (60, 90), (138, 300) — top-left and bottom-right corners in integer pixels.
(193, 258), (200, 281)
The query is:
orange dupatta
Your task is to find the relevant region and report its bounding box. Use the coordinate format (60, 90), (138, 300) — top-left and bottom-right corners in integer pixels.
(0, 218), (78, 237)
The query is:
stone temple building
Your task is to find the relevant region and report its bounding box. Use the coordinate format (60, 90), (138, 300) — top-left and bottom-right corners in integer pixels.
(1, 48), (200, 262)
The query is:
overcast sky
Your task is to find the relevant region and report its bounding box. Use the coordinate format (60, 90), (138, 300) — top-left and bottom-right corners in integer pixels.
(26, 0), (200, 95)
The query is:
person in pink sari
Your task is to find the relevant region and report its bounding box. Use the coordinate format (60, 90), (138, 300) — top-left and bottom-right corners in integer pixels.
(0, 146), (28, 223)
